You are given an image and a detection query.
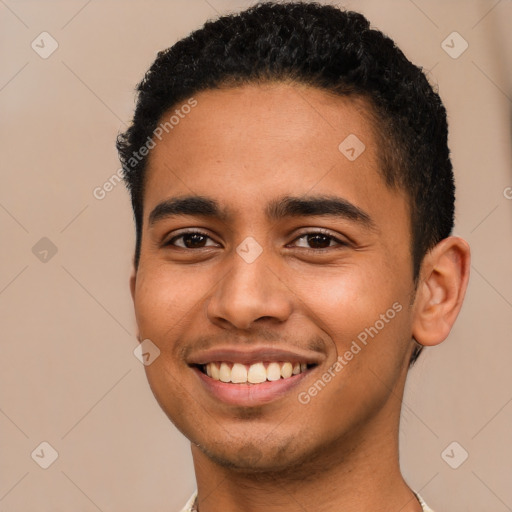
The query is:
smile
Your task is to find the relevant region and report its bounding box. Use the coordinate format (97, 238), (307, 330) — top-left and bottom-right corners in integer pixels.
(188, 346), (324, 405)
(199, 361), (314, 384)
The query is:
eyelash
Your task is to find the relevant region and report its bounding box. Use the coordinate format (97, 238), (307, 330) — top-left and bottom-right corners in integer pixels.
(164, 228), (348, 250)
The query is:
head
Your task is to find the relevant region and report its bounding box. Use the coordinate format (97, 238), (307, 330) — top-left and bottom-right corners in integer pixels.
(117, 1), (469, 474)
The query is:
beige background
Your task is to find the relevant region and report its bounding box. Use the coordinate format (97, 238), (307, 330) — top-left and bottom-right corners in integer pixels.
(1, 0), (511, 510)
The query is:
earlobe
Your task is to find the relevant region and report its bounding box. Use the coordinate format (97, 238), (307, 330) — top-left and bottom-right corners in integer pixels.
(412, 236), (471, 347)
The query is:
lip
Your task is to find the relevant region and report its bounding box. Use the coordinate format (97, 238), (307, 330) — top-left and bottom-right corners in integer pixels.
(193, 365), (317, 406)
(188, 345), (325, 406)
(188, 346), (325, 366)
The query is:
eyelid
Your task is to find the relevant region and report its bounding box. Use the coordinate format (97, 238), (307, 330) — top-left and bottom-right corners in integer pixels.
(163, 227), (349, 250)
(288, 228), (350, 248)
(164, 228), (221, 248)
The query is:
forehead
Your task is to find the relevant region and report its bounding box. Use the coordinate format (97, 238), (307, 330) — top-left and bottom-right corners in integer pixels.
(143, 82), (406, 230)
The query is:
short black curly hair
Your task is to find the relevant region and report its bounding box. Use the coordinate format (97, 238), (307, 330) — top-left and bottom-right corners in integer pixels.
(117, 1), (456, 365)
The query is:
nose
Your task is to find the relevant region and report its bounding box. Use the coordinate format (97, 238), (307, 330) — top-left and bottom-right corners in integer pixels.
(206, 249), (294, 330)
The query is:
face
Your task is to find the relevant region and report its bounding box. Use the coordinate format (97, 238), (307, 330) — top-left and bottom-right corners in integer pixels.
(131, 82), (417, 473)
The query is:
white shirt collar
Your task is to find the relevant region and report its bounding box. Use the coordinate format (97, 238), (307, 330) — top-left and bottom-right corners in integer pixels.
(180, 490), (435, 511)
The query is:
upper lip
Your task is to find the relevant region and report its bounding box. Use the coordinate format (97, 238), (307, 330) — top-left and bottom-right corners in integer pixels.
(188, 346), (325, 366)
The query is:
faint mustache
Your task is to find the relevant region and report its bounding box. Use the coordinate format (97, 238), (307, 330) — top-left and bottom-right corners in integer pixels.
(180, 331), (329, 359)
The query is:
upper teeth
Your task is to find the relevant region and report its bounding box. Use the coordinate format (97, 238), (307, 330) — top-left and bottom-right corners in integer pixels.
(205, 361), (308, 384)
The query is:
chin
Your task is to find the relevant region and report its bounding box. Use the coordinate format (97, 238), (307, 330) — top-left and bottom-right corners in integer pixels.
(197, 435), (314, 474)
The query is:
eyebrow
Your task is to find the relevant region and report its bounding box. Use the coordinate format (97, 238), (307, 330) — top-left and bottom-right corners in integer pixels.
(148, 194), (377, 231)
(149, 195), (229, 225)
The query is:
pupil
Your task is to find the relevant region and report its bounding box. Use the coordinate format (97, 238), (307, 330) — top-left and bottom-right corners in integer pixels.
(308, 234), (330, 249)
(185, 233), (206, 248)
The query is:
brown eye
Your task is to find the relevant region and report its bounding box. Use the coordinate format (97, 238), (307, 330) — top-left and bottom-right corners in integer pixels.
(292, 231), (347, 250)
(305, 233), (333, 249)
(166, 231), (218, 249)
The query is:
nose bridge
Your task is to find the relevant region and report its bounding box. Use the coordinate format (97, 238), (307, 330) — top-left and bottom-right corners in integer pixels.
(226, 255), (267, 301)
(206, 239), (293, 329)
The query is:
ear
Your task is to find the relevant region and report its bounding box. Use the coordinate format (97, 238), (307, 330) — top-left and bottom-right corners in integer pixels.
(129, 257), (142, 342)
(412, 236), (470, 346)
(129, 257), (137, 302)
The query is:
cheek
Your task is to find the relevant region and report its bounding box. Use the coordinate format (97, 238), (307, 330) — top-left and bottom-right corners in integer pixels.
(295, 269), (411, 410)
(290, 262), (410, 367)
(133, 264), (206, 334)
(294, 263), (393, 327)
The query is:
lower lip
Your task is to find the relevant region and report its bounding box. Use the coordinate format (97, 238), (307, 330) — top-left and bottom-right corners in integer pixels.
(193, 366), (314, 406)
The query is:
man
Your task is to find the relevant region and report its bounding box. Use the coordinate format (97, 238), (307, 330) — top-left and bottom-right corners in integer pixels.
(117, 2), (470, 511)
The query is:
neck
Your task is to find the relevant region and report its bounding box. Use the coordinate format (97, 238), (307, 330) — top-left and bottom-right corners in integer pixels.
(191, 385), (422, 512)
